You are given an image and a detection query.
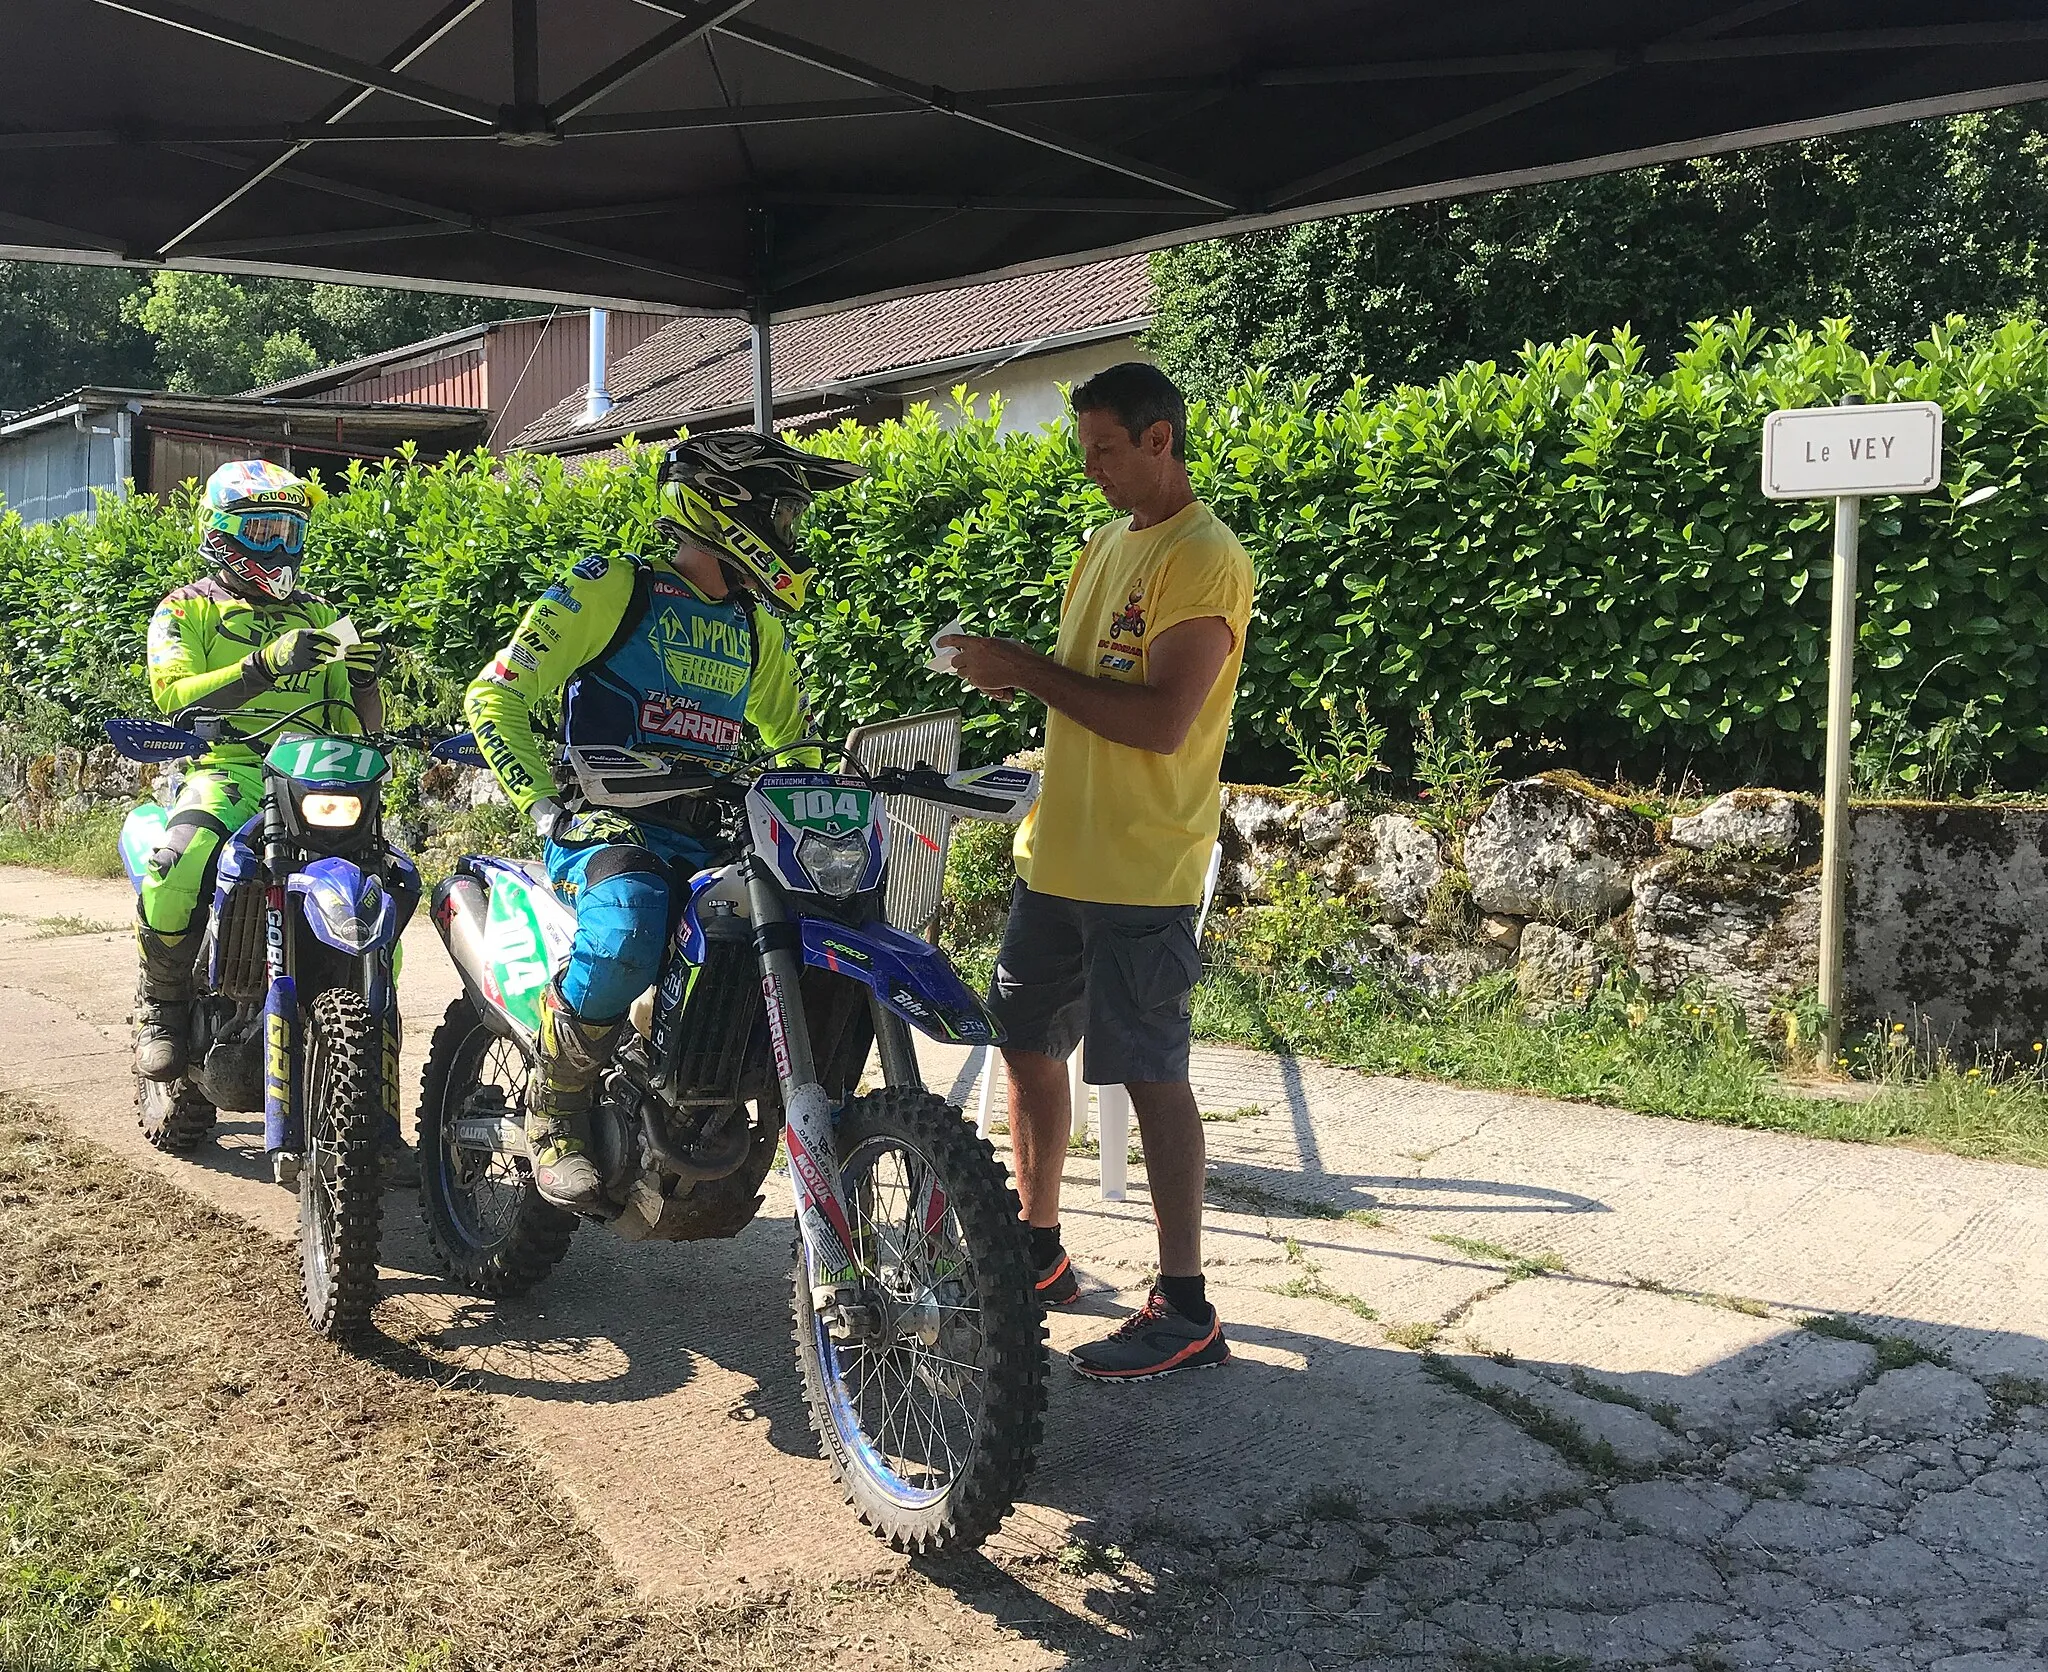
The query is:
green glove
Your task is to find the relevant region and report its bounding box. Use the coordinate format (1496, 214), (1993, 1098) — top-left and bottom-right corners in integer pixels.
(341, 636), (386, 689)
(250, 627), (338, 682)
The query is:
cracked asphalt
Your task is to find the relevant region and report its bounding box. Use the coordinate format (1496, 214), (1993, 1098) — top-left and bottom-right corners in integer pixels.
(6, 866), (2048, 1669)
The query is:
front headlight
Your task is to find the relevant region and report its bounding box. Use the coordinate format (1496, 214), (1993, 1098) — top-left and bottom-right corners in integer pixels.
(301, 791), (363, 828)
(796, 829), (871, 899)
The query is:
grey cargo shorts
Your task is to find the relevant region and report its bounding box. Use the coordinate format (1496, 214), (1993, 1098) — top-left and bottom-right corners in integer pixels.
(987, 883), (1203, 1085)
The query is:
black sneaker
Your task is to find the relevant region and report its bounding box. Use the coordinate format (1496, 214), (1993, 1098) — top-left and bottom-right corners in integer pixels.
(1071, 1288), (1230, 1381)
(1035, 1248), (1080, 1307)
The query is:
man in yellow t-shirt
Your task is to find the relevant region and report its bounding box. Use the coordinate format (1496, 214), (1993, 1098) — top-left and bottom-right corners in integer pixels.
(943, 361), (1254, 1382)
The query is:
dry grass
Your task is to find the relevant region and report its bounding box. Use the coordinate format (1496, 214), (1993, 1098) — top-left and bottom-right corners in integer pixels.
(0, 1095), (958, 1672)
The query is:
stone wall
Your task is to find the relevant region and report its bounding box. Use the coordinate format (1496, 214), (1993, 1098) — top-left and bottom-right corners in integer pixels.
(1221, 775), (2048, 1052)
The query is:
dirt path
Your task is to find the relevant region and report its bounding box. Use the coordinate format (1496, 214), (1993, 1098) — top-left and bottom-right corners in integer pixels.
(8, 865), (2048, 1668)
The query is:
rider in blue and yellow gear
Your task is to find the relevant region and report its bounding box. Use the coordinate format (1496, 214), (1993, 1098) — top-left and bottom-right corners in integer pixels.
(464, 431), (863, 1209)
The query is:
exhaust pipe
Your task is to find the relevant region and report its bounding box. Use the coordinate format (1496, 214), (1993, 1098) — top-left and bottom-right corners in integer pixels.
(430, 870), (515, 1039)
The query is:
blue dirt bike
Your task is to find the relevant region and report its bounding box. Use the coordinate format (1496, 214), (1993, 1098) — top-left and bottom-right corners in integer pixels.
(108, 703), (451, 1338)
(417, 736), (1050, 1551)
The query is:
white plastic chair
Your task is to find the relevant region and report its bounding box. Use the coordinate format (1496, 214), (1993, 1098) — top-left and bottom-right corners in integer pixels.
(975, 841), (1224, 1203)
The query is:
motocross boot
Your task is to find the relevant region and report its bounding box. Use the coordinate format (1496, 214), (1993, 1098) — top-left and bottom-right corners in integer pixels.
(134, 918), (201, 1082)
(526, 981), (619, 1213)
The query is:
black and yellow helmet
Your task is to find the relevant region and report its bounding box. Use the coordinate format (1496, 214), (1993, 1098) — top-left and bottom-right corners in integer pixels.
(656, 431), (864, 613)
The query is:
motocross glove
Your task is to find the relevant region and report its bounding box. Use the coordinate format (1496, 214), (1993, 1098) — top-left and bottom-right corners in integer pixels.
(529, 796), (567, 842)
(249, 627), (339, 683)
(341, 636), (387, 689)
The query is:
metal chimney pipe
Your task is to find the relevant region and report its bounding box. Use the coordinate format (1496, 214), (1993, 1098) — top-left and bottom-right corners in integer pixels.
(582, 307), (613, 424)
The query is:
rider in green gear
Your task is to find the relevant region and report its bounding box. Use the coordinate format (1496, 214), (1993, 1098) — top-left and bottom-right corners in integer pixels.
(134, 460), (383, 1086)
(464, 431), (862, 1211)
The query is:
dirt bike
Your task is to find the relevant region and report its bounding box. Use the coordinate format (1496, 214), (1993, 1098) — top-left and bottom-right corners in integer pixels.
(417, 735), (1047, 1551)
(107, 703), (445, 1339)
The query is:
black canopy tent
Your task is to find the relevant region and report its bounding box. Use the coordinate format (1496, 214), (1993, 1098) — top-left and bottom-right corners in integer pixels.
(10, 0), (2048, 424)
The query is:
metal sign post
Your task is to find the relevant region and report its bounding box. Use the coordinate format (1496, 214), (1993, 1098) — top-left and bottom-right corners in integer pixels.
(1761, 401), (1943, 1066)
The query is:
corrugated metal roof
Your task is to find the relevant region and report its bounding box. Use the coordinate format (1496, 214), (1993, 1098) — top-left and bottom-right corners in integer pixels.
(511, 255), (1151, 452)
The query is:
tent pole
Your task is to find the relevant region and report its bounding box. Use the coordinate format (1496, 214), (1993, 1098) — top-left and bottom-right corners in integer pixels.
(750, 299), (772, 431)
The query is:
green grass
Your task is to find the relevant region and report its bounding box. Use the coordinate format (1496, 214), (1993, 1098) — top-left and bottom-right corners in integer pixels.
(0, 810), (126, 879)
(2, 1464), (337, 1672)
(1204, 1173), (1382, 1227)
(29, 914), (121, 938)
(1429, 1233), (1567, 1282)
(1269, 1237), (1380, 1321)
(1800, 1313), (1948, 1370)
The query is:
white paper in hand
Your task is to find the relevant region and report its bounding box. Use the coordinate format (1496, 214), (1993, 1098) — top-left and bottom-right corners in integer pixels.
(326, 616), (361, 650)
(926, 617), (967, 677)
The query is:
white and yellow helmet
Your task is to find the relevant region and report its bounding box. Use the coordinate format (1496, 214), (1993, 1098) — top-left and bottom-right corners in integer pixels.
(656, 431), (863, 613)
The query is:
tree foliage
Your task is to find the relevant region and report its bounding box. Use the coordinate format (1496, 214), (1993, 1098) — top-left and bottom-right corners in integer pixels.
(6, 313), (2048, 792)
(0, 263), (527, 409)
(0, 264), (156, 412)
(122, 273), (527, 395)
(1150, 109), (2048, 397)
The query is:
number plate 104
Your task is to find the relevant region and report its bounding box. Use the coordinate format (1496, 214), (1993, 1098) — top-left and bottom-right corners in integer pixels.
(757, 779), (874, 837)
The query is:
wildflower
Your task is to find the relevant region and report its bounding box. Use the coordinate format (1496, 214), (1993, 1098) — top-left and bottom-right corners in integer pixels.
(1891, 1022), (1906, 1035)
(1320, 695), (1337, 713)
(1837, 1055), (1850, 1067)
(1967, 1067), (1982, 1078)
(2035, 1042), (2043, 1054)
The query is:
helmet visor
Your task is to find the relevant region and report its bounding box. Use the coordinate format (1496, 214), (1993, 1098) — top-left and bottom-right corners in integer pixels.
(768, 494), (807, 544)
(214, 508), (306, 555)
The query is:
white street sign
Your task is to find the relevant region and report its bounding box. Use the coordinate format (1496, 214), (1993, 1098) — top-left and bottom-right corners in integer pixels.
(1757, 398), (1945, 1067)
(1761, 401), (1942, 500)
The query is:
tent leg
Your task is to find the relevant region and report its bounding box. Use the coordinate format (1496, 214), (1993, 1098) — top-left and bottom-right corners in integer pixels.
(750, 299), (772, 432)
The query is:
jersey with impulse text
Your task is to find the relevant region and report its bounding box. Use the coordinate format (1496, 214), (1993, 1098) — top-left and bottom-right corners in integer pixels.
(463, 551), (812, 817)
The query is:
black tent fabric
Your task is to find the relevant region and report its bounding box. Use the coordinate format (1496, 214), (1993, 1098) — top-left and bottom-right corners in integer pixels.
(9, 1), (2048, 319)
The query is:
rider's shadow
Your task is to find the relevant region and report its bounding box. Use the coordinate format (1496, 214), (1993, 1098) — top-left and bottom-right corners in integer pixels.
(374, 1199), (808, 1415)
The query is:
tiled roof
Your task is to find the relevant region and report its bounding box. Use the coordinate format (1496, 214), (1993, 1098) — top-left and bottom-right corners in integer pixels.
(511, 255), (1150, 451)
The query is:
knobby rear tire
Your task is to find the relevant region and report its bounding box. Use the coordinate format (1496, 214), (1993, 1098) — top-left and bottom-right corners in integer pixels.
(298, 986), (385, 1341)
(416, 996), (574, 1298)
(791, 1086), (1046, 1554)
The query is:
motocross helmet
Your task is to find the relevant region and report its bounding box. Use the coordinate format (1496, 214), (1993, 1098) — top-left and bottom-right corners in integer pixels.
(655, 431), (864, 613)
(200, 458), (312, 601)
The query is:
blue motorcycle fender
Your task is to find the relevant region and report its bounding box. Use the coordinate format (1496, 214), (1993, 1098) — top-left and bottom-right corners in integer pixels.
(799, 918), (1005, 1046)
(288, 857), (402, 955)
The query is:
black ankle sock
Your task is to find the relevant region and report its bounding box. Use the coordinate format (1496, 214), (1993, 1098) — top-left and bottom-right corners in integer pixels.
(1029, 1224), (1064, 1268)
(1159, 1274), (1211, 1325)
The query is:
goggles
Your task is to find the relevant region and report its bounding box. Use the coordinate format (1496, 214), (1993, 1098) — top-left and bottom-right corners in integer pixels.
(211, 508), (307, 555)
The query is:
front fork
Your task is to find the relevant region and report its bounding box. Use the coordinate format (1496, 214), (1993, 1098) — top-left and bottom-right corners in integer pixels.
(745, 857), (860, 1312)
(260, 799), (300, 1183)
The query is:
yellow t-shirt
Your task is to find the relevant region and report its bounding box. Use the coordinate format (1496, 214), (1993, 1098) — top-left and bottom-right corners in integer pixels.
(1014, 501), (1254, 906)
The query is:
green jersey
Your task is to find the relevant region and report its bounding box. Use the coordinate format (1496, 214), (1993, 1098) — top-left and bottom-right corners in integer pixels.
(147, 578), (360, 771)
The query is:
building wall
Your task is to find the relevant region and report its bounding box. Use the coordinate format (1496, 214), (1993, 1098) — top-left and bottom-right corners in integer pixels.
(0, 413), (128, 526)
(322, 347), (487, 412)
(925, 334), (1148, 437)
(287, 312), (667, 451)
(147, 431), (286, 496)
(486, 311), (669, 449)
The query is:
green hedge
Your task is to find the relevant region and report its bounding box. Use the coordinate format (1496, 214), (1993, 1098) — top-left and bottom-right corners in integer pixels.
(4, 312), (2048, 786)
